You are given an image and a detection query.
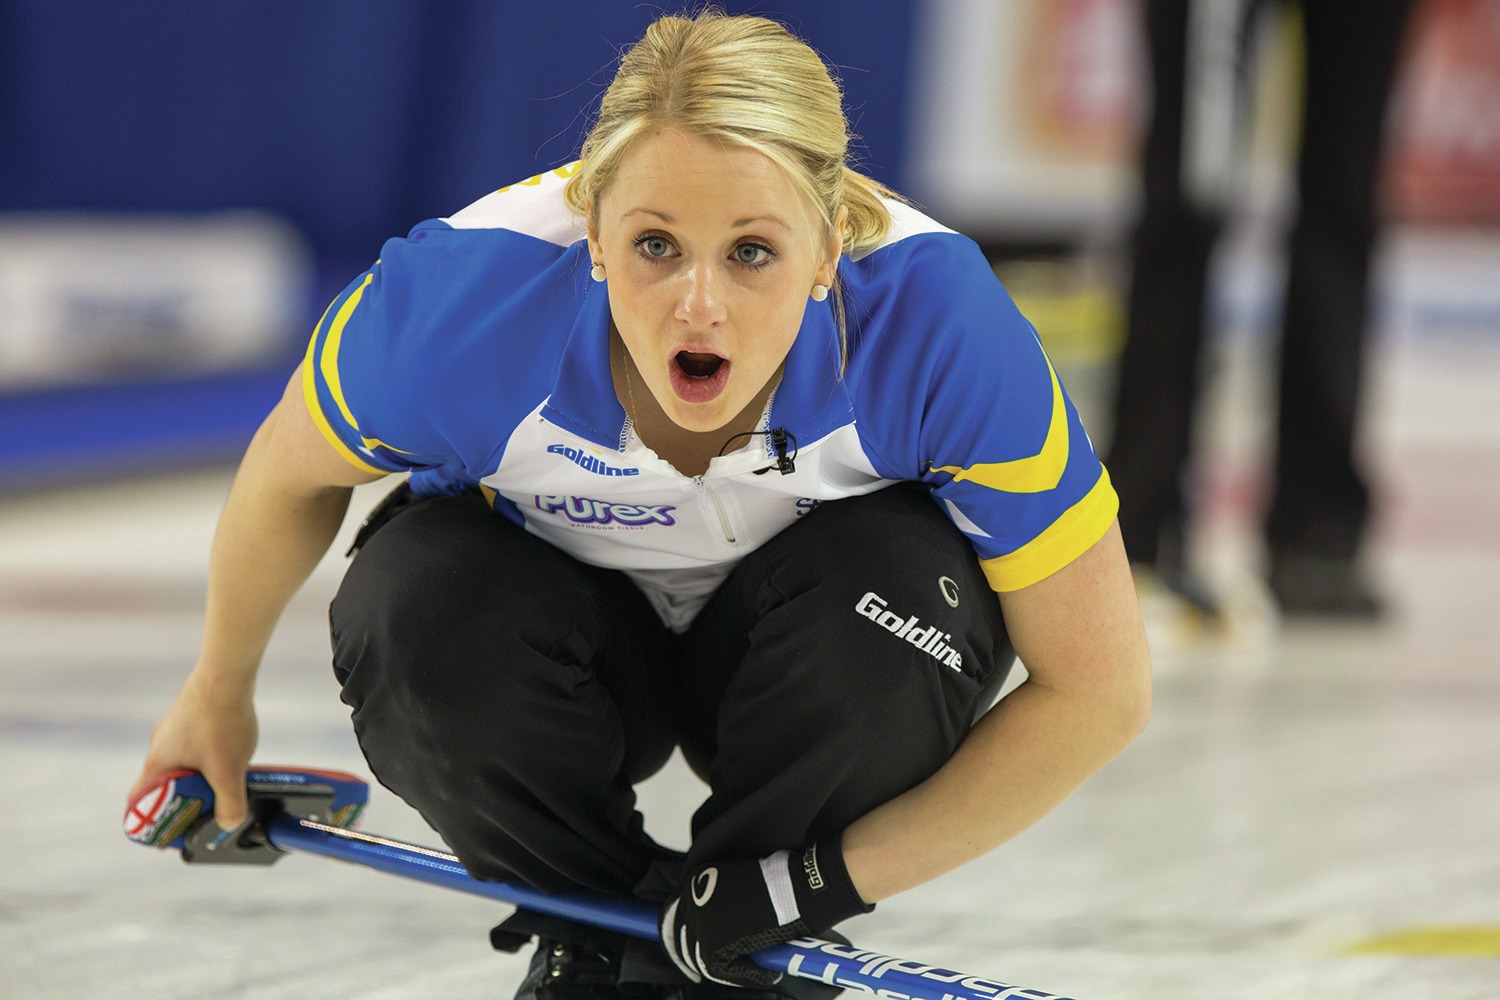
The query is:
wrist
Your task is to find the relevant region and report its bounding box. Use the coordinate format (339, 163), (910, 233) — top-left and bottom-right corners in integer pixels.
(788, 837), (874, 934)
(186, 661), (258, 705)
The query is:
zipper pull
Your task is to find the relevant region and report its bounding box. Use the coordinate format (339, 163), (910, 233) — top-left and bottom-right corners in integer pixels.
(693, 475), (709, 509)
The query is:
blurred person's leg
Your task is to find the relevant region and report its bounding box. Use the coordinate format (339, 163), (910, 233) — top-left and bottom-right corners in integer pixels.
(1265, 0), (1413, 617)
(1108, 0), (1232, 613)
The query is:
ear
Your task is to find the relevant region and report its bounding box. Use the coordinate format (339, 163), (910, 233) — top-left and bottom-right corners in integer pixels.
(817, 205), (848, 287)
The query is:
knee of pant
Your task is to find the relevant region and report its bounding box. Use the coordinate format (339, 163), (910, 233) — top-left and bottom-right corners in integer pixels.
(334, 495), (482, 615)
(807, 482), (948, 551)
(767, 484), (991, 612)
(335, 601), (605, 762)
(711, 644), (977, 801)
(332, 495), (595, 654)
(333, 539), (490, 651)
(741, 564), (1007, 741)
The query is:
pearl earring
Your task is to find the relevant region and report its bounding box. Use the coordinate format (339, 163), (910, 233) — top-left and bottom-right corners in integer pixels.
(591, 263), (606, 282)
(810, 283), (829, 302)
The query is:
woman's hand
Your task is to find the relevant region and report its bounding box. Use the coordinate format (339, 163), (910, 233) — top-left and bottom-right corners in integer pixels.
(127, 667), (259, 831)
(660, 841), (871, 988)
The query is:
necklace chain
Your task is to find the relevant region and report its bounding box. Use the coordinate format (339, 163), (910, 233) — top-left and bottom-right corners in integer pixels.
(620, 343), (639, 432)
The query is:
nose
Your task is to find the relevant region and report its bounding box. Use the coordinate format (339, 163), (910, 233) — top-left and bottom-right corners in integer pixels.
(674, 260), (726, 330)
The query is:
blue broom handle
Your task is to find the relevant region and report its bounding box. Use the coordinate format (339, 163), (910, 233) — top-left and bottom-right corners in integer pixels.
(265, 814), (1077, 1000)
(266, 814), (658, 937)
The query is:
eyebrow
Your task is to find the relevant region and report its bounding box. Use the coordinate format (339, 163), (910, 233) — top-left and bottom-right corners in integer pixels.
(621, 208), (793, 231)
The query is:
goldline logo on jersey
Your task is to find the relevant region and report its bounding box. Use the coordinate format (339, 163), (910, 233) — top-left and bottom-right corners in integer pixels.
(536, 495), (678, 526)
(547, 443), (639, 477)
(855, 592), (962, 671)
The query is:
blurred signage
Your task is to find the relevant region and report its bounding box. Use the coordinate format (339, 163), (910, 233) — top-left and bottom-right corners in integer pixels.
(1386, 0), (1500, 224)
(0, 213), (310, 389)
(910, 0), (1500, 235)
(907, 0), (1143, 238)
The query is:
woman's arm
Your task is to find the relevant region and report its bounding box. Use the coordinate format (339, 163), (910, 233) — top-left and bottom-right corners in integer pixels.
(840, 519), (1151, 902)
(126, 362), (387, 828)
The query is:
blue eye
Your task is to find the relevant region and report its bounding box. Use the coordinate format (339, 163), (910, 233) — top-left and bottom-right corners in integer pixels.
(634, 235), (676, 260)
(734, 243), (773, 267)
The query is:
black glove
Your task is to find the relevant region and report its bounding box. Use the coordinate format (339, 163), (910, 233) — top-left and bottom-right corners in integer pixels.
(659, 840), (873, 988)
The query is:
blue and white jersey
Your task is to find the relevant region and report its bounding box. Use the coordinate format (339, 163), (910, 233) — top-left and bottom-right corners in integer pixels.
(304, 164), (1117, 630)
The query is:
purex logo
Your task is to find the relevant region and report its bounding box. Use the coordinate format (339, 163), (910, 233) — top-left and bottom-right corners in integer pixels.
(547, 443), (639, 477)
(535, 495), (678, 527)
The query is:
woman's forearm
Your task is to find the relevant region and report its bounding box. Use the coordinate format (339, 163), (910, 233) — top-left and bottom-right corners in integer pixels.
(193, 411), (357, 695)
(840, 672), (1148, 903)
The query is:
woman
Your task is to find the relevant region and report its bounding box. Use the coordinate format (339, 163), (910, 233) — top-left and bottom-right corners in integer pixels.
(129, 10), (1150, 999)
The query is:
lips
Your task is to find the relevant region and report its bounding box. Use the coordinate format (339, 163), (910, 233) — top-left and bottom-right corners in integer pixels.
(669, 349), (731, 403)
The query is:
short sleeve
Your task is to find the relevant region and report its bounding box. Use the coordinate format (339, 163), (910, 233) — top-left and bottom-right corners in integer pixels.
(852, 232), (1117, 591)
(300, 225), (501, 492)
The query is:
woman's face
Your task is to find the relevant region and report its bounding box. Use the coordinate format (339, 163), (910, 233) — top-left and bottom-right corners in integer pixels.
(589, 128), (842, 434)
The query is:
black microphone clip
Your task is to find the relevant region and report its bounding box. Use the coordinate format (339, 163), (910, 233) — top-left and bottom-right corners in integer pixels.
(769, 427), (796, 475)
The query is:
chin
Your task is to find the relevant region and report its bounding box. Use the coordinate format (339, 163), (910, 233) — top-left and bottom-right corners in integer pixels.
(666, 402), (737, 434)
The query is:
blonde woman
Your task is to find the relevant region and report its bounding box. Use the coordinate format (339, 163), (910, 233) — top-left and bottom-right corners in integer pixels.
(130, 10), (1149, 999)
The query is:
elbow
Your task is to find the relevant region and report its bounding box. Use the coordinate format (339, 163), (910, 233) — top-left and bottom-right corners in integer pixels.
(1047, 653), (1151, 757)
(1115, 649), (1153, 748)
(1124, 670), (1152, 745)
(1085, 644), (1151, 754)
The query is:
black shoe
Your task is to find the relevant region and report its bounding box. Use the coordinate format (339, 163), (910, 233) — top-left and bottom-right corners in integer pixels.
(496, 911), (629, 1000)
(1268, 554), (1385, 620)
(1156, 566), (1223, 620)
(515, 935), (627, 1000)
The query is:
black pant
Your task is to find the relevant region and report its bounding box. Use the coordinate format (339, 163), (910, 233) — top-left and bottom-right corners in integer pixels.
(330, 483), (1012, 903)
(1108, 0), (1413, 566)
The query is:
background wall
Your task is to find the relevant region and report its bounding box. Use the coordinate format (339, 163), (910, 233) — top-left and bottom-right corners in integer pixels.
(0, 0), (919, 488)
(3, 0), (1499, 491)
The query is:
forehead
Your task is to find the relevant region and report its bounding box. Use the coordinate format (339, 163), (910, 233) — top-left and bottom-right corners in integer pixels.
(599, 128), (818, 229)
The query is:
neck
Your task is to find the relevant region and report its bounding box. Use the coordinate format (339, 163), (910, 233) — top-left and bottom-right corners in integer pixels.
(610, 328), (779, 477)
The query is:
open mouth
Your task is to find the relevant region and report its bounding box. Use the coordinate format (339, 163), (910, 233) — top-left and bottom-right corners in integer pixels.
(669, 350), (731, 403)
(676, 351), (725, 380)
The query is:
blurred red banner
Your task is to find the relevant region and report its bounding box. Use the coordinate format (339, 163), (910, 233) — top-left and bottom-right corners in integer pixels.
(1386, 0), (1500, 224)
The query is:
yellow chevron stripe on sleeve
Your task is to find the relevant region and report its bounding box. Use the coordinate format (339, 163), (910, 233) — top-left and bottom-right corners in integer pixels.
(304, 266), (420, 467)
(320, 273), (374, 433)
(979, 468), (1118, 592)
(930, 354), (1068, 493)
(301, 325), (386, 476)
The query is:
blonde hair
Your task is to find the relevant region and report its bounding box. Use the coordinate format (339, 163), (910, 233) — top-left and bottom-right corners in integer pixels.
(563, 9), (898, 364)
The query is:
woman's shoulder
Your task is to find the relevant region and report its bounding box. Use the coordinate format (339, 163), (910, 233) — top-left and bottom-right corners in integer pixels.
(842, 199), (1030, 360)
(848, 198), (961, 262)
(437, 162), (589, 249)
(843, 199), (1005, 317)
(309, 172), (595, 471)
(385, 163), (590, 293)
(364, 168), (593, 358)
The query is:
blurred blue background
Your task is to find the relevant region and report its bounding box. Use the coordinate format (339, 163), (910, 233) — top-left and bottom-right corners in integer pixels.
(0, 0), (919, 488)
(3, 0), (1497, 492)
(0, 1), (917, 287)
